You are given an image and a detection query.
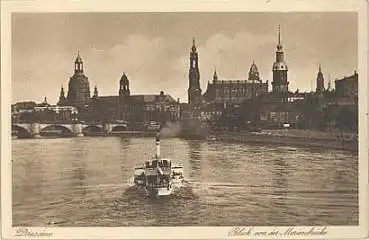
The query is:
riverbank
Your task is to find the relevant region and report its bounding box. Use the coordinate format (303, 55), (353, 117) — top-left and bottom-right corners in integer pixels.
(83, 131), (158, 137)
(214, 130), (358, 152)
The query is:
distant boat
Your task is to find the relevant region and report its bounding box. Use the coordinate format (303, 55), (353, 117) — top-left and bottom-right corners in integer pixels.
(133, 134), (184, 197)
(206, 135), (217, 141)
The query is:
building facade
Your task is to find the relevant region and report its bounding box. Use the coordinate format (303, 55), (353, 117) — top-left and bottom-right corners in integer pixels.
(203, 63), (269, 105)
(12, 97), (78, 123)
(89, 74), (180, 126)
(335, 71), (358, 98)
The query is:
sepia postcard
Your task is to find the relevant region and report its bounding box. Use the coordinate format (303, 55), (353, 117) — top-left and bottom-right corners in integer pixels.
(1, 0), (368, 239)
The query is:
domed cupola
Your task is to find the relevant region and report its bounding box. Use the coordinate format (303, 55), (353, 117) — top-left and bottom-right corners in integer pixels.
(74, 51), (84, 74)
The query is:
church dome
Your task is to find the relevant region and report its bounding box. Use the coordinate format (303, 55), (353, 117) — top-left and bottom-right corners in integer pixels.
(68, 75), (90, 99)
(273, 61), (288, 71)
(69, 74), (89, 84)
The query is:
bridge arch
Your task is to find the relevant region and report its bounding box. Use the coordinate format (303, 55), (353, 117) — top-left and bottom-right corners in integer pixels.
(12, 125), (31, 138)
(111, 125), (127, 132)
(83, 125), (103, 133)
(40, 125), (73, 137)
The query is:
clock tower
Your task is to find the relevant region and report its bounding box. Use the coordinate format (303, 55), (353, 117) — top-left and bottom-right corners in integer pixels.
(272, 25), (289, 102)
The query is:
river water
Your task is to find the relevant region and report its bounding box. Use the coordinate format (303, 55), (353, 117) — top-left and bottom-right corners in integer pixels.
(12, 137), (358, 226)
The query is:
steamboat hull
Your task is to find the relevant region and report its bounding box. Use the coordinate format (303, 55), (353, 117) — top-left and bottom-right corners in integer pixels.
(146, 186), (173, 197)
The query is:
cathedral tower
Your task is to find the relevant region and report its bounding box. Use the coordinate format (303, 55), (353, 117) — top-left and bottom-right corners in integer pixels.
(316, 64), (325, 92)
(272, 25), (289, 102)
(118, 73), (130, 120)
(188, 38), (202, 109)
(67, 51), (91, 108)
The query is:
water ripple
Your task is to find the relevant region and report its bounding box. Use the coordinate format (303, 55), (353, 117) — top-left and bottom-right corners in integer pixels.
(12, 137), (358, 226)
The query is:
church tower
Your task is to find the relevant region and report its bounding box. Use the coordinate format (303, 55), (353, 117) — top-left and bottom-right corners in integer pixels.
(316, 64), (325, 92)
(188, 37), (202, 110)
(67, 51), (91, 108)
(272, 25), (289, 102)
(118, 73), (130, 120)
(57, 86), (68, 106)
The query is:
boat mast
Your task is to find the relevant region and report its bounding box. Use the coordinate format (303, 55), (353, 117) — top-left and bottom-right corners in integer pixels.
(155, 134), (160, 158)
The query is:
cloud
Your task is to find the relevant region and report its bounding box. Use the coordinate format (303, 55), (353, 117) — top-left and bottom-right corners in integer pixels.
(87, 34), (186, 100)
(12, 13), (357, 105)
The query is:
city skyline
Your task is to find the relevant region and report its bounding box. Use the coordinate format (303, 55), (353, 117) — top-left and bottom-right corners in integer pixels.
(12, 12), (357, 104)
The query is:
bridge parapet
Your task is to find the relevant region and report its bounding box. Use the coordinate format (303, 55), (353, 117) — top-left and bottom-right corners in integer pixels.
(13, 123), (85, 138)
(13, 122), (129, 138)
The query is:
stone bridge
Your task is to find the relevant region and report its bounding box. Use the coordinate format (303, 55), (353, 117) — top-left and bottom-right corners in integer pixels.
(12, 123), (128, 138)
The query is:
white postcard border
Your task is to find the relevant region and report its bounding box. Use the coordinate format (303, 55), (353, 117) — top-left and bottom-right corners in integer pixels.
(1, 0), (368, 239)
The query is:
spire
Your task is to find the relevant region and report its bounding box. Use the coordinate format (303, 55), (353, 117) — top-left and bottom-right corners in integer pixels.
(60, 86), (65, 98)
(316, 63), (325, 92)
(93, 85), (98, 98)
(191, 37), (197, 52)
(75, 50), (83, 63)
(277, 24), (283, 51)
(213, 67), (218, 81)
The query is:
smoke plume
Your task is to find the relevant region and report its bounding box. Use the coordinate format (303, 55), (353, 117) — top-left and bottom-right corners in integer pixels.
(160, 122), (182, 138)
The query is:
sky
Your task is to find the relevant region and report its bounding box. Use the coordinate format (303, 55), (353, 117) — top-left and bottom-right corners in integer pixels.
(12, 12), (357, 104)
